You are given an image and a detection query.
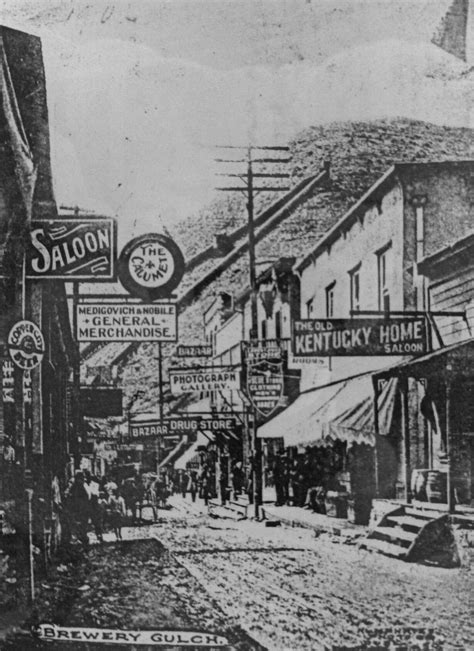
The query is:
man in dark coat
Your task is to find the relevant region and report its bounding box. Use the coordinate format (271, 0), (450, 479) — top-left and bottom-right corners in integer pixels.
(272, 450), (289, 506)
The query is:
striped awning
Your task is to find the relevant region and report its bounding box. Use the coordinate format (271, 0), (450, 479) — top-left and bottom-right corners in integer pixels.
(258, 373), (398, 448)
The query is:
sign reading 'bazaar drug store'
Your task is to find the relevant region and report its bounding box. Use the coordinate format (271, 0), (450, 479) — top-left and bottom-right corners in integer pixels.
(26, 218), (116, 280)
(292, 317), (428, 356)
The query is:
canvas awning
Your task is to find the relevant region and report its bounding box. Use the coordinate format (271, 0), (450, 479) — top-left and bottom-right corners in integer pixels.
(373, 338), (474, 381)
(173, 431), (213, 470)
(158, 439), (187, 469)
(257, 373), (398, 448)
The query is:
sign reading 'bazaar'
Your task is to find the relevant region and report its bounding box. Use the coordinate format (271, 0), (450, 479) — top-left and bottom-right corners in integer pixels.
(176, 344), (213, 358)
(292, 317), (428, 356)
(76, 302), (177, 342)
(129, 416), (237, 439)
(241, 340), (286, 418)
(169, 367), (240, 395)
(26, 218), (116, 280)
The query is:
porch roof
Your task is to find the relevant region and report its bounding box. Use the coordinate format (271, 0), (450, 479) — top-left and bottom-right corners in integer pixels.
(373, 338), (474, 381)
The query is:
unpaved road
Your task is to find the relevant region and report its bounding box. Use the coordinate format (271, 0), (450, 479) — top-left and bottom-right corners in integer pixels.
(3, 497), (474, 650)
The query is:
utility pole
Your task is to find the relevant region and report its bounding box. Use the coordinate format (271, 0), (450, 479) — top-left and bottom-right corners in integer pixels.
(216, 145), (291, 519)
(157, 342), (164, 475)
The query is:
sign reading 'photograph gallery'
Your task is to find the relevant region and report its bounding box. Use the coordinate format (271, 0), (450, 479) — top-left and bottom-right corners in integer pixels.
(76, 302), (177, 342)
(26, 218), (117, 280)
(292, 317), (428, 356)
(169, 367), (240, 395)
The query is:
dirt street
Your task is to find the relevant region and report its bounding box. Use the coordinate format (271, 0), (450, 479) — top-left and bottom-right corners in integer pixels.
(3, 498), (474, 650)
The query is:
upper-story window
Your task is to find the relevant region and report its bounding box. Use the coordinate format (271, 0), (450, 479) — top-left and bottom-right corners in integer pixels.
(261, 319), (267, 340)
(306, 298), (314, 318)
(349, 263), (361, 314)
(326, 282), (336, 318)
(377, 243), (392, 313)
(274, 310), (282, 340)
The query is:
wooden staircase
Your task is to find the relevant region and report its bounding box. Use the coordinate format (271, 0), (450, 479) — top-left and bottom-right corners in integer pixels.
(208, 494), (249, 521)
(361, 504), (460, 566)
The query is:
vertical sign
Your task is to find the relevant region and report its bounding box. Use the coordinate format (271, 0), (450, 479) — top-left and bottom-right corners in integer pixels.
(241, 340), (286, 418)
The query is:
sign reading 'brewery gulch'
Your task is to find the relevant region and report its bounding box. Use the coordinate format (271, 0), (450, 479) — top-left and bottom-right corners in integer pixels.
(292, 317), (428, 356)
(169, 367), (240, 395)
(242, 339), (285, 418)
(176, 344), (213, 357)
(129, 416), (238, 439)
(76, 303), (177, 342)
(27, 218), (116, 280)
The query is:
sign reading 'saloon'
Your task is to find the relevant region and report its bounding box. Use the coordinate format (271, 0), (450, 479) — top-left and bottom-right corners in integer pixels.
(169, 367), (240, 395)
(26, 218), (116, 280)
(292, 317), (428, 356)
(76, 303), (177, 342)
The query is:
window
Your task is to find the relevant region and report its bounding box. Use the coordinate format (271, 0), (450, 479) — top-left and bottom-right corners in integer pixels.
(349, 264), (361, 314)
(377, 244), (392, 313)
(261, 319), (267, 340)
(306, 299), (314, 318)
(274, 310), (282, 340)
(325, 282), (335, 318)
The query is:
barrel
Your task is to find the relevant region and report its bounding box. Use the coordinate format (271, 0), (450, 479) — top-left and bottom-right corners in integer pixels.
(425, 470), (447, 503)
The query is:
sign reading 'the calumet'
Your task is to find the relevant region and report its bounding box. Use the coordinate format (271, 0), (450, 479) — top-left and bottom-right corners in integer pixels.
(292, 317), (428, 356)
(26, 218), (116, 280)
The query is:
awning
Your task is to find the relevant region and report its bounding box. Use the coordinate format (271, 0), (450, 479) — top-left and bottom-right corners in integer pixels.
(374, 338), (474, 381)
(258, 373), (398, 448)
(173, 432), (213, 470)
(158, 439), (187, 470)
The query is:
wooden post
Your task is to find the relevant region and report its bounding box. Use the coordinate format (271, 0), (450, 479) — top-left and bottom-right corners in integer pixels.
(446, 374), (454, 513)
(372, 377), (380, 498)
(400, 377), (411, 504)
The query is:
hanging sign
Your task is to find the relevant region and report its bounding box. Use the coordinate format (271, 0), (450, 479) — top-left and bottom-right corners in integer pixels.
(80, 388), (123, 418)
(292, 317), (428, 356)
(288, 353), (329, 370)
(118, 233), (185, 301)
(176, 344), (213, 357)
(26, 218), (116, 280)
(2, 360), (14, 403)
(169, 367), (240, 395)
(129, 416), (237, 440)
(7, 320), (45, 370)
(76, 302), (177, 342)
(241, 340), (286, 418)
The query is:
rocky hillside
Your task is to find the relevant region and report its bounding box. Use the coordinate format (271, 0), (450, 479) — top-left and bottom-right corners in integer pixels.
(96, 117), (474, 412)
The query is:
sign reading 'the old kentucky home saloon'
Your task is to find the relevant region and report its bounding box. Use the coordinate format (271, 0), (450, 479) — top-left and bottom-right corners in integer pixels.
(26, 218), (116, 280)
(292, 317), (428, 356)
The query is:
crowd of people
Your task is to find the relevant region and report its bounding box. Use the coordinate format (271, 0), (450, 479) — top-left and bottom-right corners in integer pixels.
(56, 464), (218, 547)
(271, 446), (345, 513)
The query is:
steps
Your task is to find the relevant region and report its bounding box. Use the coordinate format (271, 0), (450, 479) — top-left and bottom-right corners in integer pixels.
(361, 505), (457, 566)
(208, 494), (249, 521)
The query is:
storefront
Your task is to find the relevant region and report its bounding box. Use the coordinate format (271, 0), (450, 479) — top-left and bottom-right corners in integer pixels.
(373, 338), (474, 513)
(258, 372), (399, 523)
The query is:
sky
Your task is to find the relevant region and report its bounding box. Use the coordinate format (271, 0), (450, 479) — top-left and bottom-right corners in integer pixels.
(1, 0), (473, 242)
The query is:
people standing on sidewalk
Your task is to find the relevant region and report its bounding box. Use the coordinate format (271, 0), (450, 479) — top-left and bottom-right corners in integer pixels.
(188, 470), (198, 502)
(179, 470), (189, 498)
(272, 449), (289, 506)
(65, 471), (90, 547)
(231, 460), (243, 499)
(84, 470), (103, 543)
(290, 454), (306, 507)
